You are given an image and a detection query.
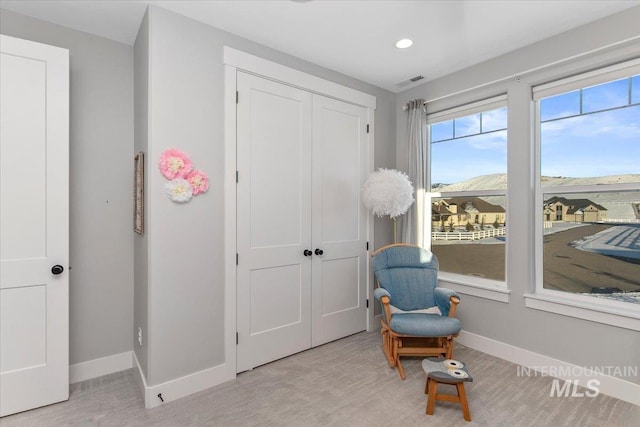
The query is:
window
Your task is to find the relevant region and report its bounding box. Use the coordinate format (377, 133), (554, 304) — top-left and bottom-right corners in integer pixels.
(535, 62), (640, 306)
(427, 96), (507, 285)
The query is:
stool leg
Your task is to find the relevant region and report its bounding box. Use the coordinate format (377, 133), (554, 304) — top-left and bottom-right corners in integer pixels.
(426, 379), (438, 415)
(456, 383), (471, 422)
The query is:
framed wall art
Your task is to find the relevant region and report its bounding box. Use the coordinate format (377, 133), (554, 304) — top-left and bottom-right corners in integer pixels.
(134, 152), (144, 234)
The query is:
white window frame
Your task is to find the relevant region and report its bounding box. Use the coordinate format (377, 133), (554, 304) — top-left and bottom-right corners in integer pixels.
(426, 95), (511, 302)
(528, 59), (640, 331)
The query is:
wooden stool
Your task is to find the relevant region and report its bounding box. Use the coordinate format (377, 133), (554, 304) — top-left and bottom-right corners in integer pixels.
(422, 357), (472, 422)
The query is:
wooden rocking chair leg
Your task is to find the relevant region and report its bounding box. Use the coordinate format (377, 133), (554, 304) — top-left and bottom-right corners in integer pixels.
(391, 337), (399, 367)
(445, 337), (454, 359)
(381, 329), (394, 368)
(396, 357), (406, 380)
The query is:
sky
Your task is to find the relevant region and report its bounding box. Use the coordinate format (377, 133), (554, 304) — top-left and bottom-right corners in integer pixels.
(429, 75), (640, 187)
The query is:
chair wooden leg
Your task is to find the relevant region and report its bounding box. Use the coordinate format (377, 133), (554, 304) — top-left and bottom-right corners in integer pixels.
(396, 357), (406, 380)
(445, 337), (454, 359)
(381, 328), (394, 368)
(391, 337), (398, 367)
(456, 383), (471, 422)
(391, 337), (406, 379)
(426, 378), (437, 415)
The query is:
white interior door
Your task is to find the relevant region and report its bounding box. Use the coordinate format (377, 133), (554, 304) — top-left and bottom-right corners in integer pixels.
(311, 95), (368, 346)
(0, 35), (69, 416)
(236, 72), (313, 372)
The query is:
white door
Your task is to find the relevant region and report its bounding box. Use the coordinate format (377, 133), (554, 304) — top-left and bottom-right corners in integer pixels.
(0, 35), (69, 416)
(236, 73), (370, 371)
(311, 95), (368, 346)
(236, 72), (313, 372)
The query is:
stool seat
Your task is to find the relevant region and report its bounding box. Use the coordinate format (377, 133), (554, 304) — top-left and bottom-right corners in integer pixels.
(422, 357), (472, 422)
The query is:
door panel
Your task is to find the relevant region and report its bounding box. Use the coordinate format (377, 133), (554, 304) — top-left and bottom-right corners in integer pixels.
(236, 72), (312, 372)
(0, 54), (47, 261)
(320, 257), (359, 315)
(319, 107), (361, 243)
(0, 35), (69, 417)
(0, 286), (47, 373)
(250, 265), (302, 334)
(311, 95), (368, 347)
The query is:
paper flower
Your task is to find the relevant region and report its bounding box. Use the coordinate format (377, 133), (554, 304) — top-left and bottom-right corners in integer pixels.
(362, 168), (414, 218)
(159, 149), (193, 179)
(165, 178), (193, 203)
(186, 170), (209, 195)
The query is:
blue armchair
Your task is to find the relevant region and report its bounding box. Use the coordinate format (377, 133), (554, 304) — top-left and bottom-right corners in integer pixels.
(372, 244), (461, 380)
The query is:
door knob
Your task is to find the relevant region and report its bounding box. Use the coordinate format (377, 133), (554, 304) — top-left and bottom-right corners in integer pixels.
(315, 248), (324, 255)
(303, 249), (313, 257)
(51, 265), (64, 275)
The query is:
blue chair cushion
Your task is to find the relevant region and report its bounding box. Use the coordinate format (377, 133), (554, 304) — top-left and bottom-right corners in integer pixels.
(389, 313), (461, 337)
(372, 246), (439, 311)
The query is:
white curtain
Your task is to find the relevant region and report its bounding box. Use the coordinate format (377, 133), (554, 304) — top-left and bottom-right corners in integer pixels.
(399, 99), (427, 246)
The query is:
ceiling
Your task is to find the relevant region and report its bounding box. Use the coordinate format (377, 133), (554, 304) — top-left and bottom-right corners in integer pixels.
(1, 0), (638, 92)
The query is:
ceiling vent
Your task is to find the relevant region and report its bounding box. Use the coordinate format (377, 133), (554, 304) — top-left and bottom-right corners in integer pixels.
(395, 75), (424, 88)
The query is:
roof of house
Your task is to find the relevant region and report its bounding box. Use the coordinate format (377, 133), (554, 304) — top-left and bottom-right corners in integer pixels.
(544, 196), (607, 213)
(443, 197), (506, 213)
(432, 203), (453, 216)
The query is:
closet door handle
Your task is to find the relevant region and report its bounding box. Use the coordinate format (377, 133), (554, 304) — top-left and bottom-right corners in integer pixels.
(303, 249), (313, 257)
(314, 249), (324, 256)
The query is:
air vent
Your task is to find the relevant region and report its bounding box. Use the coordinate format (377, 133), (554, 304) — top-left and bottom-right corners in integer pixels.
(395, 75), (425, 88)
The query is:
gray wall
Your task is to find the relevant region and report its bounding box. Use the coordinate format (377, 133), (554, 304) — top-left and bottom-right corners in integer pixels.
(133, 10), (149, 378)
(139, 5), (395, 386)
(396, 7), (640, 383)
(0, 9), (134, 365)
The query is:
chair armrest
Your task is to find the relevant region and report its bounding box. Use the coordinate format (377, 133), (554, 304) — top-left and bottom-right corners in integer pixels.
(434, 287), (460, 317)
(449, 296), (460, 318)
(373, 288), (392, 323)
(373, 287), (391, 302)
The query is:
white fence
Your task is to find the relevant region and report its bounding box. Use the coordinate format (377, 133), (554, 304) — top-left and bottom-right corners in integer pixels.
(431, 227), (506, 241)
(601, 219), (640, 224)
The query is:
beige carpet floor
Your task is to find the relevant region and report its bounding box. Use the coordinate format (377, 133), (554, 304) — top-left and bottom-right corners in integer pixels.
(2, 331), (638, 426)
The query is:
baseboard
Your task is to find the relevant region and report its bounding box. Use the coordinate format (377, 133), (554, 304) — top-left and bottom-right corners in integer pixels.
(69, 351), (134, 384)
(133, 352), (235, 408)
(457, 330), (640, 406)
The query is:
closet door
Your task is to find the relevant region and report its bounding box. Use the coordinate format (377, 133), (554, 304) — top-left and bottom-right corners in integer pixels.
(311, 95), (368, 346)
(236, 72), (313, 372)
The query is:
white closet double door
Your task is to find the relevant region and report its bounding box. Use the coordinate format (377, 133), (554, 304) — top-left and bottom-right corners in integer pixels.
(236, 72), (370, 372)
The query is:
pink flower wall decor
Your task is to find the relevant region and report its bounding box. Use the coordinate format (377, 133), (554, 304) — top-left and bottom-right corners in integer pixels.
(186, 170), (209, 195)
(158, 148), (209, 203)
(158, 148), (193, 179)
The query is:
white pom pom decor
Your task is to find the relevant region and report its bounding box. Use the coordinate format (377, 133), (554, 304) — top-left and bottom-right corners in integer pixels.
(362, 168), (414, 219)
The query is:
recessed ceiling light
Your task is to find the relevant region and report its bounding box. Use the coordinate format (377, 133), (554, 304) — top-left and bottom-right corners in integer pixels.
(396, 39), (413, 49)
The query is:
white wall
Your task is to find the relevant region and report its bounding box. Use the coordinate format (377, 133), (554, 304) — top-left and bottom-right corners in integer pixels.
(138, 5), (396, 387)
(0, 9), (134, 365)
(396, 6), (640, 384)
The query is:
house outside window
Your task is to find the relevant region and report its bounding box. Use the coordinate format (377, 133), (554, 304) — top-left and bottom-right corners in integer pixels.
(534, 60), (640, 306)
(426, 95), (507, 285)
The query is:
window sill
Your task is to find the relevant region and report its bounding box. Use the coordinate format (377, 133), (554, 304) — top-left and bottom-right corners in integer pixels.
(438, 273), (510, 303)
(524, 292), (640, 331)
